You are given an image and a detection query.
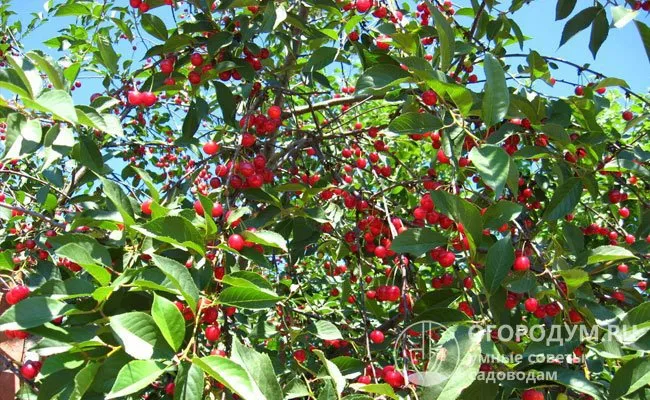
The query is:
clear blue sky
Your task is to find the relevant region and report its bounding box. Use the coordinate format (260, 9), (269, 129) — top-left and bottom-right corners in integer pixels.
(9, 0), (650, 103)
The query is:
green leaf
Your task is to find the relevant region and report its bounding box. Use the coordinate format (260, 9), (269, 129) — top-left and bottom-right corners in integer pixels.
(56, 243), (112, 286)
(556, 0), (577, 20)
(109, 312), (170, 360)
(484, 236), (515, 295)
(589, 8), (609, 58)
(174, 362), (204, 400)
(152, 294), (186, 351)
(69, 362), (100, 400)
(131, 166), (160, 202)
(218, 286), (281, 309)
(181, 98), (209, 141)
(481, 53), (510, 127)
(541, 177), (583, 221)
(72, 136), (104, 172)
(0, 297), (73, 330)
(96, 33), (119, 74)
(390, 228), (447, 258)
(6, 55), (42, 98)
(635, 21), (650, 63)
(428, 191), (483, 254)
(468, 145), (510, 198)
(527, 50), (550, 81)
(593, 77), (630, 90)
(430, 4), (455, 70)
(350, 383), (397, 400)
(99, 176), (136, 226)
(192, 356), (266, 400)
(150, 254), (201, 313)
(231, 339), (283, 400)
(557, 269), (589, 293)
(355, 64), (410, 94)
(308, 320), (343, 340)
(537, 366), (604, 400)
(387, 112), (443, 135)
(141, 14), (168, 40)
(133, 216), (205, 255)
(106, 360), (167, 399)
(26, 50), (65, 90)
(214, 81), (236, 127)
(560, 6), (599, 46)
(35, 90), (77, 123)
(1, 114), (42, 159)
(0, 252), (14, 271)
(611, 6), (638, 28)
(482, 201), (522, 229)
(313, 350), (346, 394)
(303, 47), (338, 72)
(609, 359), (650, 399)
(586, 245), (638, 264)
(242, 229), (287, 252)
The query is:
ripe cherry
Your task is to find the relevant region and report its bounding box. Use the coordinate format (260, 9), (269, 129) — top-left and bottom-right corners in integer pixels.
(622, 111), (634, 121)
(165, 382), (175, 395)
(203, 141), (220, 155)
(618, 207), (630, 218)
(268, 105), (282, 119)
(524, 298), (539, 313)
(612, 290), (625, 302)
(421, 90), (438, 106)
(205, 324), (221, 341)
(513, 256), (530, 271)
(6, 285), (30, 305)
(20, 361), (41, 380)
(141, 199), (153, 215)
(521, 389), (544, 400)
(617, 264), (629, 274)
(227, 234), (245, 251)
(293, 349), (307, 363)
(369, 330), (385, 344)
(574, 86), (584, 96)
(190, 53), (204, 66)
(355, 0), (372, 13)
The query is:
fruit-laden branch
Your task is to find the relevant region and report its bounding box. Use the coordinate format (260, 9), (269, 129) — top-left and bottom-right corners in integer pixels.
(281, 94), (384, 119)
(0, 202), (66, 229)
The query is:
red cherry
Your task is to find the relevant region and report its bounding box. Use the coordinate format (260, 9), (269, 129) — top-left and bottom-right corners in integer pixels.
(383, 370), (404, 388)
(612, 290), (625, 302)
(521, 389), (544, 400)
(421, 90), (438, 106)
(6, 285), (30, 305)
(165, 382), (175, 395)
(190, 53), (204, 66)
(188, 71), (201, 85)
(617, 264), (629, 274)
(622, 111), (634, 121)
(373, 245), (387, 258)
(355, 0), (372, 13)
(205, 324), (221, 341)
(203, 141), (220, 155)
(513, 256), (530, 271)
(227, 234), (245, 251)
(524, 298), (539, 313)
(574, 86), (584, 96)
(293, 349), (307, 363)
(638, 281), (647, 291)
(268, 105), (282, 119)
(140, 91), (157, 107)
(127, 90), (143, 106)
(20, 361), (40, 380)
(438, 251), (455, 267)
(369, 330), (385, 344)
(568, 309), (583, 323)
(618, 207), (630, 218)
(141, 199), (153, 215)
(193, 200), (204, 216)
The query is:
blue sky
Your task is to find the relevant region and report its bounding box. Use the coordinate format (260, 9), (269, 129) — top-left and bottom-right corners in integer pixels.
(9, 0), (650, 102)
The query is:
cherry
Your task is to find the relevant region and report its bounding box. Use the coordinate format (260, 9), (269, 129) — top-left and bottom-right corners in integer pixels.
(622, 111), (634, 121)
(268, 105), (282, 119)
(463, 276), (473, 289)
(374, 246), (387, 258)
(638, 281), (647, 291)
(357, 375), (371, 384)
(227, 234), (245, 251)
(127, 90), (143, 106)
(165, 382), (175, 395)
(140, 91), (157, 107)
(293, 349), (306, 363)
(568, 309), (583, 323)
(438, 251), (455, 267)
(521, 389), (544, 400)
(574, 86), (584, 96)
(203, 141), (220, 155)
(20, 361), (41, 380)
(383, 369), (404, 388)
(369, 330), (385, 344)
(6, 285), (30, 305)
(193, 200), (205, 216)
(190, 53), (204, 66)
(141, 199), (153, 215)
(524, 298), (539, 312)
(513, 256), (530, 271)
(618, 207), (630, 218)
(212, 203), (223, 218)
(355, 0), (372, 13)
(617, 264), (629, 274)
(612, 290), (625, 302)
(205, 324), (221, 341)
(421, 90), (438, 106)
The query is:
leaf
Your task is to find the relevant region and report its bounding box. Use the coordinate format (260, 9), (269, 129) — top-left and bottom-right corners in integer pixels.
(131, 166), (160, 202)
(635, 21), (650, 63)
(430, 4), (455, 70)
(541, 177), (583, 221)
(141, 14), (168, 40)
(72, 136), (104, 172)
(6, 55), (42, 98)
(1, 114), (42, 159)
(214, 81), (236, 127)
(231, 339), (283, 400)
(313, 350), (346, 395)
(428, 191), (482, 254)
(468, 145), (510, 198)
(218, 286), (281, 309)
(355, 64), (410, 94)
(242, 229), (287, 251)
(481, 53), (509, 127)
(303, 47), (338, 72)
(70, 362), (100, 400)
(35, 90), (77, 123)
(133, 216), (205, 255)
(181, 98), (209, 140)
(192, 356), (266, 400)
(593, 77), (630, 90)
(390, 228), (447, 258)
(174, 362), (204, 400)
(109, 312), (169, 360)
(556, 0), (577, 20)
(0, 297), (73, 330)
(56, 243), (112, 286)
(482, 201), (522, 229)
(586, 245), (638, 264)
(560, 7), (599, 47)
(150, 254), (201, 313)
(557, 269), (589, 293)
(308, 320), (343, 340)
(611, 6), (638, 28)
(484, 236), (515, 295)
(99, 176), (136, 226)
(527, 50), (550, 81)
(589, 8), (609, 58)
(26, 50), (65, 90)
(609, 358), (650, 399)
(152, 294), (186, 351)
(387, 112), (443, 135)
(96, 33), (119, 74)
(350, 383), (397, 400)
(106, 360), (166, 399)
(537, 366), (604, 400)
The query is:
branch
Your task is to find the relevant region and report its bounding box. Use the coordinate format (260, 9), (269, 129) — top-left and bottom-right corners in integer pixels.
(0, 202), (66, 229)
